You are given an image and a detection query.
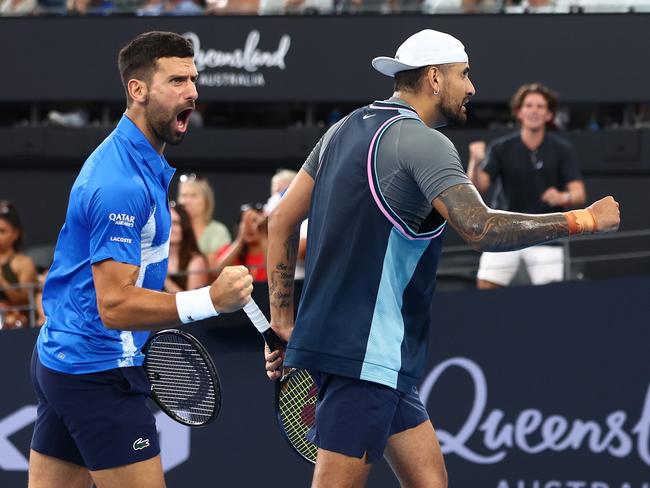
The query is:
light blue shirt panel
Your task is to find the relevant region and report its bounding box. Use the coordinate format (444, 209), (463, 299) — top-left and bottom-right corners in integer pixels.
(360, 228), (431, 388)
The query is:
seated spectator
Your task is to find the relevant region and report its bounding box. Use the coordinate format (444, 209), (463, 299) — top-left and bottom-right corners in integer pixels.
(210, 203), (267, 282)
(137, 0), (163, 14)
(66, 0), (115, 14)
(205, 0), (258, 14)
(335, 0), (387, 13)
(177, 173), (232, 256)
(165, 203), (210, 293)
(0, 0), (38, 15)
(264, 169), (307, 280)
(423, 0), (495, 14)
(163, 0), (203, 14)
(568, 0), (650, 12)
(47, 107), (89, 127)
(258, 0), (332, 14)
(504, 0), (570, 12)
(264, 168), (297, 214)
(0, 201), (37, 329)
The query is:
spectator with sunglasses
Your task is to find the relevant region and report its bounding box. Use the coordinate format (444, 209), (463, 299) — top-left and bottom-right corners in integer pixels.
(177, 173), (232, 256)
(0, 201), (37, 329)
(164, 203), (210, 293)
(467, 82), (586, 288)
(211, 203), (268, 282)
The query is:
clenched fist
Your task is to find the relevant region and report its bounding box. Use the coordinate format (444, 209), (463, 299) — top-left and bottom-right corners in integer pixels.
(210, 265), (253, 313)
(589, 196), (620, 233)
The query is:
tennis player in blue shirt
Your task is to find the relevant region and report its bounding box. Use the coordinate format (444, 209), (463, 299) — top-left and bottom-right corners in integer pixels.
(29, 32), (253, 488)
(264, 29), (620, 487)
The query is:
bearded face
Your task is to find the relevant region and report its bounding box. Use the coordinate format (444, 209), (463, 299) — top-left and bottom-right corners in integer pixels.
(139, 56), (198, 147)
(435, 63), (474, 127)
(439, 86), (469, 126)
(144, 95), (194, 146)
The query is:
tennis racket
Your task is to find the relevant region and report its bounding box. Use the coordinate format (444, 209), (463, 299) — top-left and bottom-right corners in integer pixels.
(243, 300), (319, 464)
(143, 329), (222, 427)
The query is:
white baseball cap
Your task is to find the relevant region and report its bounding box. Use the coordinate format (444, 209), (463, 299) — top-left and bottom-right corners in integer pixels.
(372, 29), (468, 78)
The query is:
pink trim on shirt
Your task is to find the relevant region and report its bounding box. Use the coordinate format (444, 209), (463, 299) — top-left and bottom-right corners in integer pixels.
(366, 115), (445, 241)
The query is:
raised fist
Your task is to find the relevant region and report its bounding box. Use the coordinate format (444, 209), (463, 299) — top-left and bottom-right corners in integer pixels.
(588, 196), (620, 233)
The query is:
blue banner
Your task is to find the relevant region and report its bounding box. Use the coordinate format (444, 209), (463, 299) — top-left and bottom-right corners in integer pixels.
(1, 276), (649, 487)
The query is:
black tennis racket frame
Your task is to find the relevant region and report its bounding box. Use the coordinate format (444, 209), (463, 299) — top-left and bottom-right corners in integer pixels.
(143, 328), (222, 428)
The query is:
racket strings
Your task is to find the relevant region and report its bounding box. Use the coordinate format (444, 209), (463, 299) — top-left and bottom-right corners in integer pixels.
(145, 335), (220, 426)
(278, 370), (319, 462)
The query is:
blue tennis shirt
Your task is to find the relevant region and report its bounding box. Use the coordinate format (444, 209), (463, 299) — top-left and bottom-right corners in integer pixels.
(38, 115), (175, 374)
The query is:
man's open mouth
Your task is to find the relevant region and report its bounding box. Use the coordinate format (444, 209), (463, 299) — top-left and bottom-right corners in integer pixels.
(176, 108), (193, 132)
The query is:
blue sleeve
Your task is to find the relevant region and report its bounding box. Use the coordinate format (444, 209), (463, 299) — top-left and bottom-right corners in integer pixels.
(86, 180), (150, 267)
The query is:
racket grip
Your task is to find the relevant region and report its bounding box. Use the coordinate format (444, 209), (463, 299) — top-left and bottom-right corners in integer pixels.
(243, 300), (287, 352)
(262, 327), (287, 352)
(243, 300), (270, 333)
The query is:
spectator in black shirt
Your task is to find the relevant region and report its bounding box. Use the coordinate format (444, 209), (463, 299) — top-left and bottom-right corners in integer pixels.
(467, 82), (586, 289)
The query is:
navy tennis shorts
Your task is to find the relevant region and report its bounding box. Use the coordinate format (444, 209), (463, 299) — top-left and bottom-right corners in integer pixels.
(307, 372), (429, 462)
(30, 348), (160, 470)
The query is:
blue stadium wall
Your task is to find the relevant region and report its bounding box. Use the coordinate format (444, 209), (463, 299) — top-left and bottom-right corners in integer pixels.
(1, 276), (649, 487)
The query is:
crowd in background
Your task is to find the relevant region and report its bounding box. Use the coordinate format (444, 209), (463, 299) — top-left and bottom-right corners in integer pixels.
(0, 169), (300, 330)
(0, 4), (646, 333)
(0, 76), (645, 328)
(2, 0), (650, 16)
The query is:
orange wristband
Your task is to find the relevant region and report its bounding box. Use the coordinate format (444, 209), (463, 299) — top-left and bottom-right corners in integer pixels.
(564, 209), (598, 235)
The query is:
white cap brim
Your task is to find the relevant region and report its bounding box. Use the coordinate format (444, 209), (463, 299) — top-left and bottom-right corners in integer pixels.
(371, 29), (469, 78)
(371, 56), (422, 78)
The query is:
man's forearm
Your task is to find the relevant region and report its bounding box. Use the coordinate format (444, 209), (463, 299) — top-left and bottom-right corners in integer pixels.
(438, 184), (569, 252)
(457, 208), (569, 252)
(97, 286), (181, 330)
(267, 220), (299, 327)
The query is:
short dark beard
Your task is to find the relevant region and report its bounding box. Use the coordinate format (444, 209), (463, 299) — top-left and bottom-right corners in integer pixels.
(152, 120), (185, 146)
(439, 94), (467, 127)
(145, 100), (186, 146)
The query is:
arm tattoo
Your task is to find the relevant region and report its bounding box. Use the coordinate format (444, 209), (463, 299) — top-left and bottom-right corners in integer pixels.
(269, 229), (299, 309)
(438, 184), (570, 252)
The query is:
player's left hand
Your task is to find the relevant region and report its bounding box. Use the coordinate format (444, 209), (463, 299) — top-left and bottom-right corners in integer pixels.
(265, 345), (284, 380)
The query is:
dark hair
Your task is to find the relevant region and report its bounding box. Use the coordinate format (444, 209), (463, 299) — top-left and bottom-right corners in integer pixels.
(0, 201), (24, 251)
(511, 82), (558, 119)
(170, 202), (202, 289)
(234, 203), (267, 261)
(394, 66), (431, 93)
(393, 65), (452, 93)
(118, 31), (194, 106)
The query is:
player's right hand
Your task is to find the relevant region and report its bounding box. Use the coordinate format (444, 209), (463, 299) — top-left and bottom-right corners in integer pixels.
(209, 265), (253, 313)
(588, 196), (620, 233)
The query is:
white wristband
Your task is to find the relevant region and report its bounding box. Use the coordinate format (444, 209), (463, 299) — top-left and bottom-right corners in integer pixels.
(175, 286), (218, 324)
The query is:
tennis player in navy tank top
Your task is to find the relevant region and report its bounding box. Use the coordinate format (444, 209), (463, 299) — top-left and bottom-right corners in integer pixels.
(264, 29), (620, 487)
